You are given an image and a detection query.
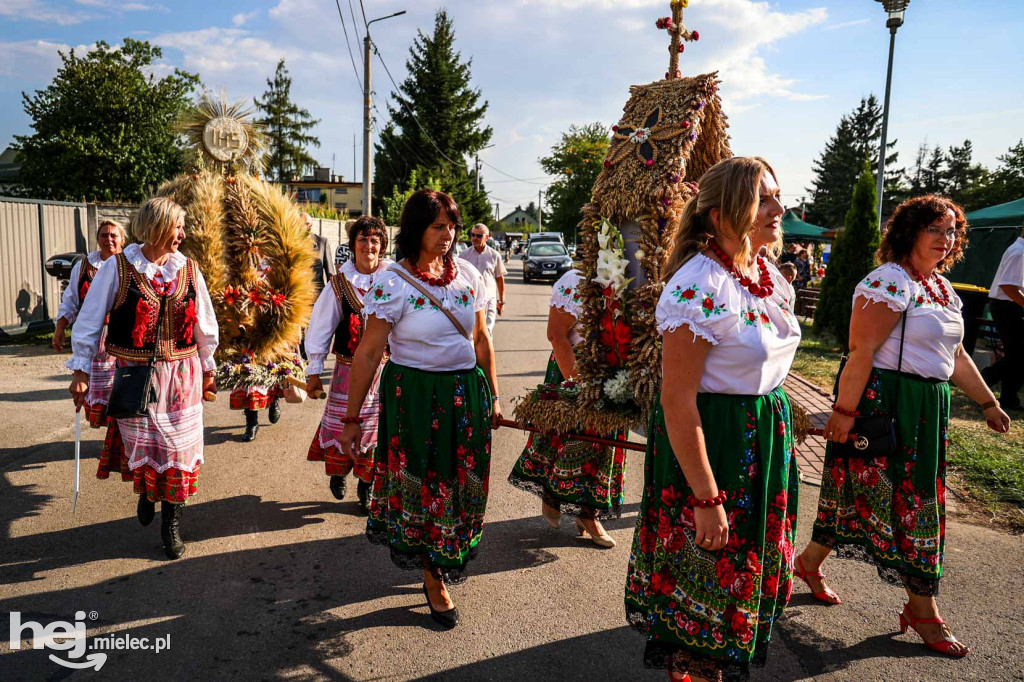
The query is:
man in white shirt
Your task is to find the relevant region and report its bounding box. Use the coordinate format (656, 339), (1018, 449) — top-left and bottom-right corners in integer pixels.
(983, 223), (1024, 411)
(458, 223), (507, 335)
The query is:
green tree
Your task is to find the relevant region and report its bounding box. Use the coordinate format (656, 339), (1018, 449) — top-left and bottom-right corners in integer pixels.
(942, 139), (989, 210)
(806, 95), (903, 228)
(539, 122), (609, 242)
(254, 59), (320, 182)
(14, 39), (198, 202)
(380, 168), (442, 227)
(814, 162), (881, 347)
(990, 140), (1024, 205)
(373, 10), (492, 223)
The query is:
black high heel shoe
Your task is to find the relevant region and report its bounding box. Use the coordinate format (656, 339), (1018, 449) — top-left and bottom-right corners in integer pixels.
(422, 583), (459, 628)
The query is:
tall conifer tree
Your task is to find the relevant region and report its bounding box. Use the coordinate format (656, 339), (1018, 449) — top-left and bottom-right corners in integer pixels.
(374, 10), (493, 224)
(254, 59), (320, 182)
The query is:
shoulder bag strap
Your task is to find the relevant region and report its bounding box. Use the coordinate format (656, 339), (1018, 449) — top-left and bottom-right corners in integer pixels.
(388, 264), (471, 340)
(891, 309), (908, 421)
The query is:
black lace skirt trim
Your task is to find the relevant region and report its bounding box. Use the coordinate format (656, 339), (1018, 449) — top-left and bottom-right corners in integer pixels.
(365, 526), (478, 586)
(625, 604), (766, 682)
(810, 529), (940, 597)
(506, 473), (622, 520)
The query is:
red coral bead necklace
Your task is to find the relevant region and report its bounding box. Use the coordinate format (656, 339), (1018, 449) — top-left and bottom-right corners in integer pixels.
(706, 239), (774, 299)
(909, 266), (951, 307)
(408, 257), (457, 287)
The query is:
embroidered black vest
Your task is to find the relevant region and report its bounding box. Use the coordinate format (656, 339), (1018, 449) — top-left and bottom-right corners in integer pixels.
(105, 252), (200, 362)
(330, 273), (366, 359)
(77, 260), (98, 302)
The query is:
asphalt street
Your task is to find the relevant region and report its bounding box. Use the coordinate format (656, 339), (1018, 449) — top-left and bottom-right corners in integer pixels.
(1, 271), (1022, 681)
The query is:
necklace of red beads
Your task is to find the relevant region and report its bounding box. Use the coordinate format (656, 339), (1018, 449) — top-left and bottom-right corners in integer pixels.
(909, 266), (951, 307)
(408, 257), (457, 287)
(706, 239), (774, 298)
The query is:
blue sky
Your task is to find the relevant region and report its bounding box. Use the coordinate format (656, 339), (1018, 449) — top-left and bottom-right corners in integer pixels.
(2, 0), (1022, 213)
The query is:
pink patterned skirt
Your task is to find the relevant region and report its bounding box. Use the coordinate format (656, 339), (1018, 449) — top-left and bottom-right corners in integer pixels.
(307, 357), (383, 482)
(84, 327), (117, 428)
(229, 385), (284, 410)
(96, 354), (204, 503)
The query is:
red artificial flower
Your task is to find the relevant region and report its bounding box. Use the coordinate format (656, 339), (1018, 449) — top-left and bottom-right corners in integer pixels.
(347, 313), (361, 355)
(81, 280), (90, 298)
(271, 292), (286, 306)
(600, 313), (632, 367)
(181, 299), (198, 345)
(223, 286), (239, 305)
(132, 299), (154, 347)
(248, 288), (266, 306)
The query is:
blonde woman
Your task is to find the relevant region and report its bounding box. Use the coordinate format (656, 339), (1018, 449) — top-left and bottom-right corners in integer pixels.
(68, 197), (218, 560)
(625, 157), (801, 681)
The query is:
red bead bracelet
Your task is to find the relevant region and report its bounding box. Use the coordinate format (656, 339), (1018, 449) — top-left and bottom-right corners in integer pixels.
(831, 404), (860, 418)
(688, 491), (727, 508)
(340, 416), (365, 424)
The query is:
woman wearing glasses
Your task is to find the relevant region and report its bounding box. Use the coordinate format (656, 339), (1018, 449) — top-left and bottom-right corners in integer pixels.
(797, 195), (1011, 658)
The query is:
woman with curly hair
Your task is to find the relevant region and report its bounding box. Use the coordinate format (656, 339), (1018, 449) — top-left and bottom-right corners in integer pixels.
(625, 157), (800, 681)
(796, 194), (1011, 657)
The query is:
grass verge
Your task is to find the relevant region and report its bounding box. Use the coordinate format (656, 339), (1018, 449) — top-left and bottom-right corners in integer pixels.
(792, 323), (1024, 531)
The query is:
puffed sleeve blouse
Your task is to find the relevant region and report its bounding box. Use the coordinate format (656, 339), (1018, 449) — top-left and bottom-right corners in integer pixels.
(362, 260), (487, 372)
(656, 253), (801, 395)
(549, 268), (584, 347)
(853, 262), (964, 381)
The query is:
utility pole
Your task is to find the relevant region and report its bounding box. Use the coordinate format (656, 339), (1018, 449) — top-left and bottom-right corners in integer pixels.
(353, 133), (356, 182)
(538, 189), (543, 230)
(361, 10), (406, 217)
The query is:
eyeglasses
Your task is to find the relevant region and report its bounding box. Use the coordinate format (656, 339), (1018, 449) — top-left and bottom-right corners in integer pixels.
(470, 233), (485, 238)
(925, 227), (964, 240)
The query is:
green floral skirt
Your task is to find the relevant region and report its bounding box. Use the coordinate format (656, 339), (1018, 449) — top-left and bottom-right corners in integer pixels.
(366, 361), (493, 584)
(625, 387), (799, 681)
(507, 353), (627, 518)
(811, 368), (949, 596)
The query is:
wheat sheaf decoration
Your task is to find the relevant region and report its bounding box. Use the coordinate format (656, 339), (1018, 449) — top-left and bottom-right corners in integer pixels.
(147, 94), (317, 390)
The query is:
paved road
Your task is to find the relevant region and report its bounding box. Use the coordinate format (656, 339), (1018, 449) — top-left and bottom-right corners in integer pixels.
(2, 275), (1022, 681)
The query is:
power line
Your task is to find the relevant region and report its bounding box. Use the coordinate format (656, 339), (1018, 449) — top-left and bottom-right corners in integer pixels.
(357, 0), (368, 29)
(479, 160), (548, 186)
(334, 0), (362, 89)
(486, 176), (554, 184)
(347, 0), (364, 61)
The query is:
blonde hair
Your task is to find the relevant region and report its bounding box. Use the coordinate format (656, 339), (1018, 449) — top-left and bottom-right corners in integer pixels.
(662, 156), (779, 283)
(133, 197), (186, 247)
(96, 219), (128, 244)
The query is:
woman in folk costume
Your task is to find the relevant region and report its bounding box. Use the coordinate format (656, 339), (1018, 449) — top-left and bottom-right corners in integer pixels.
(69, 197), (219, 560)
(339, 189), (502, 629)
(797, 195), (1010, 658)
(306, 215), (392, 512)
(507, 264), (626, 548)
(625, 157), (801, 682)
(54, 220), (126, 439)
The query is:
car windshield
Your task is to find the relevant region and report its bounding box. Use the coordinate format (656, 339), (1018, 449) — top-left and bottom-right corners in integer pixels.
(529, 244), (567, 257)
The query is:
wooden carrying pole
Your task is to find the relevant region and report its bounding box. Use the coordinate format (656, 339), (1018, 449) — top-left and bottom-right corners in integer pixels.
(497, 418), (647, 453)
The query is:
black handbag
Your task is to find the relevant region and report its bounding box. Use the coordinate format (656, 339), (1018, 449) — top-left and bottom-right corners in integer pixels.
(831, 310), (907, 460)
(106, 295), (164, 419)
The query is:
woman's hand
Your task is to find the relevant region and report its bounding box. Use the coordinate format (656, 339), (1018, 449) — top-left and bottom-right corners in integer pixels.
(694, 505), (729, 551)
(306, 374), (324, 399)
(824, 411), (856, 443)
(491, 398), (503, 429)
(340, 422), (362, 459)
(69, 370), (89, 410)
(52, 319), (69, 353)
(985, 405), (1011, 434)
(202, 375), (217, 401)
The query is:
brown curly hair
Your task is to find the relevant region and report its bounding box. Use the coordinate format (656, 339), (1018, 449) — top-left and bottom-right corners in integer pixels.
(877, 194), (968, 273)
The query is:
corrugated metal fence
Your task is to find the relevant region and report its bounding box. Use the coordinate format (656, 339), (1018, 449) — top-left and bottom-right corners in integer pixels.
(1, 197), (88, 334)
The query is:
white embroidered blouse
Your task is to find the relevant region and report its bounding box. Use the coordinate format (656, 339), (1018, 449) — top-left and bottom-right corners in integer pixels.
(656, 253), (801, 395)
(362, 260), (487, 372)
(57, 250), (105, 324)
(305, 258), (393, 375)
(853, 262), (964, 381)
(67, 243), (220, 374)
(549, 269), (584, 346)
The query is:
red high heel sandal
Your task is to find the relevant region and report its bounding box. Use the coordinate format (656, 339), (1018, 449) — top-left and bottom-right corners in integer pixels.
(794, 555), (842, 605)
(898, 604), (970, 658)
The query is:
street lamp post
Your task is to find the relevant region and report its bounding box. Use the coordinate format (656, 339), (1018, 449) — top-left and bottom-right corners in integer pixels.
(874, 0), (910, 227)
(363, 10), (406, 217)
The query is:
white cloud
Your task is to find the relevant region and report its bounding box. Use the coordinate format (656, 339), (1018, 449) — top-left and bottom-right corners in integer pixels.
(1, 0), (94, 25)
(0, 39), (96, 79)
(232, 10), (260, 27)
(825, 18), (870, 31)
